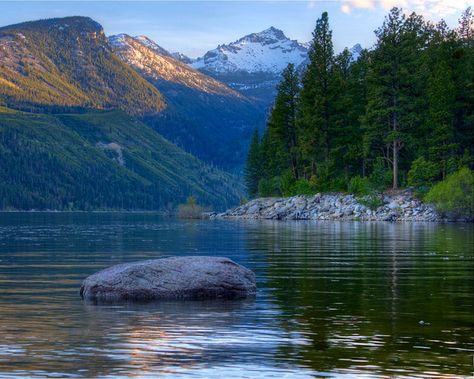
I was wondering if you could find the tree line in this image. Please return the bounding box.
[245,8,474,210]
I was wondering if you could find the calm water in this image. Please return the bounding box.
[0,213,473,379]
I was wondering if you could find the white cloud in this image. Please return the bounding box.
[340,0,470,18]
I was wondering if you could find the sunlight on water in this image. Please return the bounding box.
[0,213,472,378]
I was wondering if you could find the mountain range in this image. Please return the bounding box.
[188,27,309,107]
[0,17,245,210]
[0,15,361,211]
[108,33,264,170]
[172,27,362,108]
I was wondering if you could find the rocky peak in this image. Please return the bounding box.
[238,26,287,45]
[191,26,308,74]
[349,43,363,61]
[134,35,171,56]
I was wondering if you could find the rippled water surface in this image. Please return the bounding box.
[0,213,473,378]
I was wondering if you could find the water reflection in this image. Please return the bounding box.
[0,214,472,378]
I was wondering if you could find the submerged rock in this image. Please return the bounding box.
[80,256,256,303]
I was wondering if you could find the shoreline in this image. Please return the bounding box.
[207,190,472,223]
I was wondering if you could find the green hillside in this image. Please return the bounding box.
[0,108,243,210]
[0,17,165,115]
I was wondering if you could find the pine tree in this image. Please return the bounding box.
[244,129,262,198]
[454,7,474,159]
[329,48,366,184]
[363,8,427,189]
[426,60,457,178]
[297,11,334,178]
[263,63,300,179]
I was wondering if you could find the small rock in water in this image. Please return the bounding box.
[80,256,256,303]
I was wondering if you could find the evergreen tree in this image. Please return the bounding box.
[363,8,427,189]
[298,11,334,178]
[263,63,300,179]
[244,129,262,198]
[329,48,365,184]
[454,7,474,158]
[426,60,457,178]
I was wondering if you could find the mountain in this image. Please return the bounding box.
[109,33,264,170]
[190,27,308,107]
[0,17,244,210]
[349,43,363,61]
[171,52,195,64]
[0,107,243,211]
[0,17,165,115]
[188,27,362,108]
[192,27,307,75]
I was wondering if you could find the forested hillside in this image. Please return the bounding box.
[0,108,243,211]
[246,8,473,211]
[0,16,248,211]
[0,17,165,115]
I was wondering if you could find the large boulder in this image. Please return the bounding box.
[80,256,256,303]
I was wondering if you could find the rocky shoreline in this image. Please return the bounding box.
[207,190,470,222]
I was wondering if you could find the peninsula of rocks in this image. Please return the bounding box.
[208,190,469,222]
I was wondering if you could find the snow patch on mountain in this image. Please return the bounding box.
[108,33,241,97]
[191,27,308,74]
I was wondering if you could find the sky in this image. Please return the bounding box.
[0,1,468,57]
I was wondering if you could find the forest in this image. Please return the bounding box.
[245,8,474,213]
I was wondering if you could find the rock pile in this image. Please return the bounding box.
[208,190,463,222]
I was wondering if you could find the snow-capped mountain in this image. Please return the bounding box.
[109,33,238,96]
[108,33,264,170]
[187,29,362,108]
[349,43,363,61]
[191,27,308,74]
[188,27,308,107]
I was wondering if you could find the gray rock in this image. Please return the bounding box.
[80,256,256,303]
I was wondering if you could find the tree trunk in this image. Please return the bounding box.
[393,140,398,190]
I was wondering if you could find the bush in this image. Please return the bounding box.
[424,168,474,216]
[357,193,384,210]
[369,157,391,192]
[348,176,372,196]
[280,170,296,197]
[292,179,316,195]
[407,157,439,196]
[177,196,203,219]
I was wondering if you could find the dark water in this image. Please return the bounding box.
[0,213,473,378]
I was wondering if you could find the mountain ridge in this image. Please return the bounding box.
[108,33,264,170]
[0,16,165,115]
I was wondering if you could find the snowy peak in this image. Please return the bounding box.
[349,43,363,61]
[191,26,308,74]
[237,26,288,45]
[108,33,241,97]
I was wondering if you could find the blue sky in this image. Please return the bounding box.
[0,1,467,57]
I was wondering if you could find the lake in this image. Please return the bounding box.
[0,213,473,378]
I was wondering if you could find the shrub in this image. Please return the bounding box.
[291,179,316,195]
[281,170,296,197]
[424,168,474,216]
[357,193,384,210]
[177,196,203,219]
[348,176,372,196]
[407,157,439,196]
[368,157,391,192]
